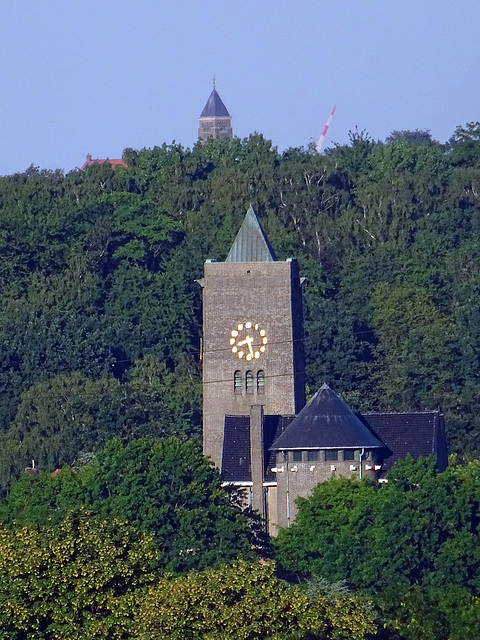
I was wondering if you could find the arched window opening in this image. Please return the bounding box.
[246,370,254,395]
[234,370,242,394]
[257,370,265,394]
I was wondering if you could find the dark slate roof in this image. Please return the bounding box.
[222,416,251,482]
[220,407,447,482]
[200,88,231,118]
[221,414,295,482]
[361,411,448,473]
[271,383,385,451]
[225,206,278,263]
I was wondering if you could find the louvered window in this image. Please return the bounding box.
[257,370,265,394]
[234,371,242,394]
[246,371,254,395]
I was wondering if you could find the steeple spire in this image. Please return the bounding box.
[225,206,277,263]
[198,82,233,142]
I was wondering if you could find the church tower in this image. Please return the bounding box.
[198,207,305,522]
[198,81,233,142]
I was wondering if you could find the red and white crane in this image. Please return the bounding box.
[316,105,336,153]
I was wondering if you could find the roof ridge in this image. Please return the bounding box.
[363,410,442,416]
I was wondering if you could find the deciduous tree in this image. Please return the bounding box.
[135,560,376,640]
[0,508,158,640]
[0,437,253,573]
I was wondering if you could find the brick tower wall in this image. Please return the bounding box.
[199,259,305,468]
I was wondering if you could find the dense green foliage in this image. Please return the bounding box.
[274,456,480,639]
[1,125,480,491]
[0,508,158,639]
[2,124,480,635]
[0,526,375,640]
[135,559,376,640]
[0,437,254,572]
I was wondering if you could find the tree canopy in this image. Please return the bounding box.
[2,125,480,638]
[0,437,254,573]
[135,559,376,640]
[274,456,480,639]
[2,128,480,493]
[0,508,158,640]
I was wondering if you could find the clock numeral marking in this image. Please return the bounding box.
[260,346,266,353]
[232,347,238,353]
[231,330,238,337]
[262,337,268,344]
[230,338,236,345]
[237,324,243,331]
[245,322,252,328]
[260,329,266,337]
[238,351,244,359]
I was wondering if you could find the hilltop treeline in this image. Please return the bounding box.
[1,125,480,489]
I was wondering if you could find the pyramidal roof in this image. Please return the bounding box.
[271,383,386,450]
[200,87,231,118]
[225,206,277,263]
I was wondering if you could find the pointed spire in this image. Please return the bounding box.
[198,82,233,142]
[199,86,230,118]
[225,206,277,263]
[271,383,385,450]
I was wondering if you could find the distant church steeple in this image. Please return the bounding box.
[198,81,233,142]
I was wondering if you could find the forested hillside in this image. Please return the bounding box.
[1,125,480,491]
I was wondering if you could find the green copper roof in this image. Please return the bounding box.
[225,206,277,263]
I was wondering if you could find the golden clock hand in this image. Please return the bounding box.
[237,336,254,357]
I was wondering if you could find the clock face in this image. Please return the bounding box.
[230,322,268,361]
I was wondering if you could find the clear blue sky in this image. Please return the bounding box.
[1,1,479,175]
